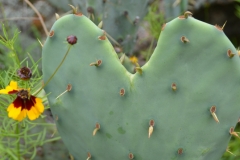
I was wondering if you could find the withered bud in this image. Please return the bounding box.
[67,35,78,45]
[87,7,94,14]
[17,67,32,80]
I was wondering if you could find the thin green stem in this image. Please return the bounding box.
[27,121,56,126]
[15,124,20,160]
[42,136,61,144]
[0,2,10,36]
[34,45,72,96]
[13,49,21,67]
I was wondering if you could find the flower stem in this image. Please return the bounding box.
[42,136,61,144]
[34,45,72,96]
[14,51,21,67]
[16,124,20,160]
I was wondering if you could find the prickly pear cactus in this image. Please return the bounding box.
[42,11,240,159]
[48,1,149,55]
[102,0,149,55]
[163,0,188,20]
[162,0,232,21]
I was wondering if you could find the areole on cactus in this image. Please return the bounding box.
[42,10,240,159]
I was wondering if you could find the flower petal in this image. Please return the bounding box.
[7,103,21,119]
[34,97,44,113]
[15,109,27,121]
[12,96,23,109]
[7,103,15,112]
[0,81,18,94]
[27,106,41,120]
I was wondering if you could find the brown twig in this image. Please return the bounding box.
[24,0,49,36]
[0,17,39,21]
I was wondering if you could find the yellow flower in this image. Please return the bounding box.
[129,56,138,64]
[0,81,44,121]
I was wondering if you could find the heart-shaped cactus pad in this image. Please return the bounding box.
[42,12,240,160]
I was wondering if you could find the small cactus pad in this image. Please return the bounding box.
[42,13,240,159]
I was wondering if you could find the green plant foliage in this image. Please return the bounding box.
[144,0,165,40]
[221,125,240,159]
[235,0,240,18]
[0,24,21,68]
[0,24,60,160]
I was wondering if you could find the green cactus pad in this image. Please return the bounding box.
[42,13,240,160]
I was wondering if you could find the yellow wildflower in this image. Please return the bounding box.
[129,56,138,64]
[0,81,44,121]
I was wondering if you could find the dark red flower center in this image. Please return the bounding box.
[17,89,29,100]
[12,90,36,110]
